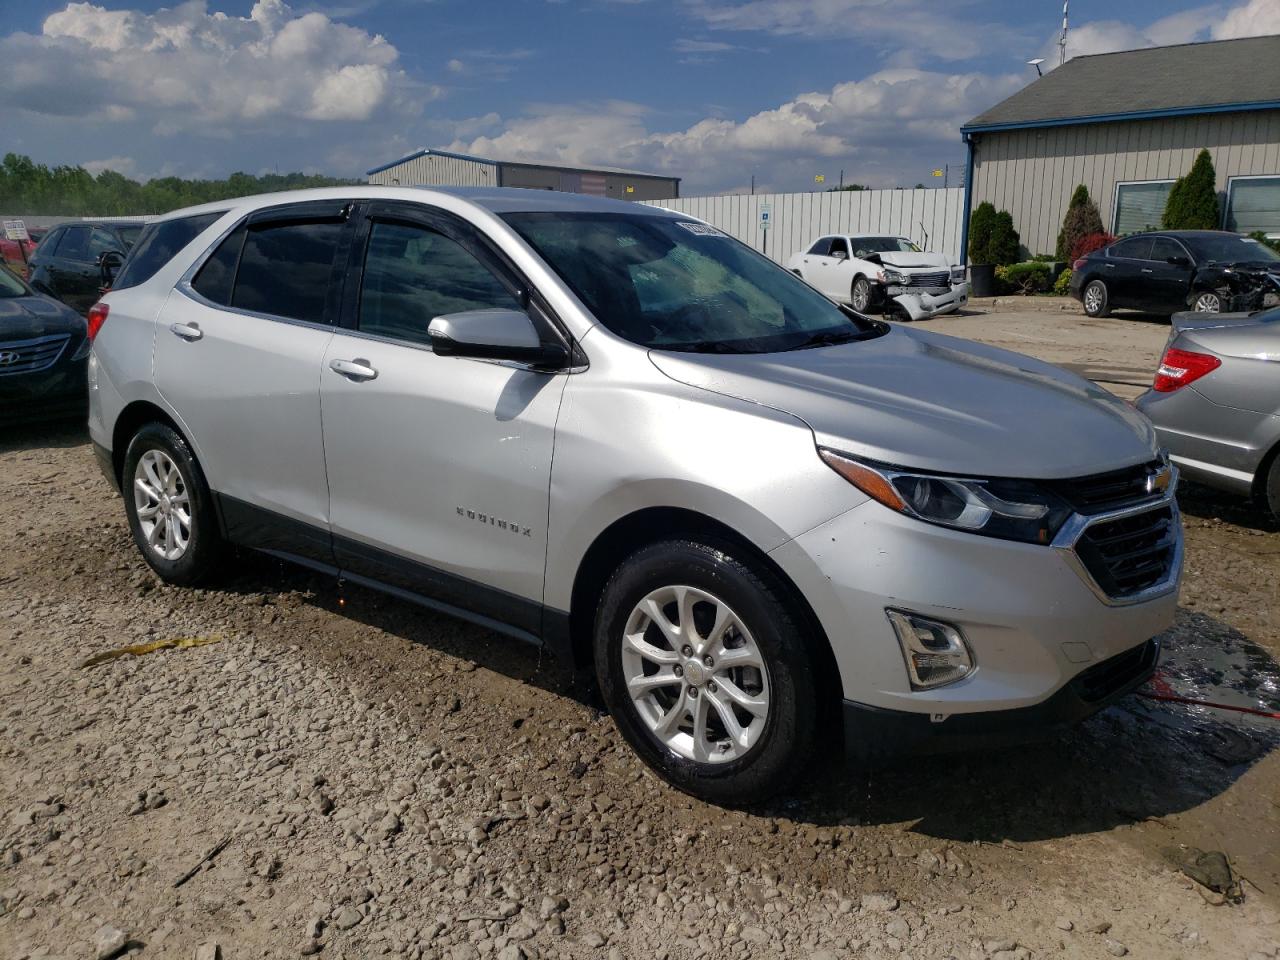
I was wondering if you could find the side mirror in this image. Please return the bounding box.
[98,250,126,290]
[1166,256,1192,268]
[428,308,569,368]
[831,250,847,260]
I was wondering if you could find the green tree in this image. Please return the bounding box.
[969,202,1021,265]
[1162,149,1220,230]
[1055,184,1103,260]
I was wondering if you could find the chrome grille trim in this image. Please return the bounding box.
[0,334,71,375]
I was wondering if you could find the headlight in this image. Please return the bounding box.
[950,266,966,283]
[880,268,907,285]
[818,449,1073,544]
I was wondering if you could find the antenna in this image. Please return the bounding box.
[1059,0,1069,66]
[1027,58,1045,77]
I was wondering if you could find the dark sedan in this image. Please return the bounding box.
[0,264,90,424]
[27,220,143,315]
[1070,230,1280,318]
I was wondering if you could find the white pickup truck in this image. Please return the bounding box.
[787,234,968,320]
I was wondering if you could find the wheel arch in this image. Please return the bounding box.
[564,506,845,731]
[110,400,189,488]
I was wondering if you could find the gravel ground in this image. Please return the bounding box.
[3,310,1280,960]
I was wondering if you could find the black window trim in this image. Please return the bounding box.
[177,200,356,331]
[335,199,578,365]
[39,226,66,258]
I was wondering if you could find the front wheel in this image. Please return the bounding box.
[850,276,875,312]
[1083,279,1111,317]
[1192,291,1222,313]
[122,422,223,585]
[593,539,819,805]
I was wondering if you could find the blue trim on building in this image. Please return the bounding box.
[959,133,976,266]
[962,99,1280,134]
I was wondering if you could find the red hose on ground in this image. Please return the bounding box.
[1140,671,1280,720]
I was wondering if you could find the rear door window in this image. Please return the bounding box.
[231,220,344,324]
[38,227,64,257]
[57,225,91,262]
[1110,237,1154,260]
[1149,237,1188,263]
[115,212,223,290]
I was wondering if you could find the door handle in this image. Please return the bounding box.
[329,358,378,381]
[1141,268,1153,273]
[1104,263,1115,268]
[169,322,203,342]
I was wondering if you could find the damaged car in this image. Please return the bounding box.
[787,234,968,320]
[1070,230,1280,318]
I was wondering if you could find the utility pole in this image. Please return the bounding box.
[839,169,844,190]
[750,175,755,196]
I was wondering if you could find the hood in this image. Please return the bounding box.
[0,295,85,342]
[874,252,950,270]
[649,326,1158,480]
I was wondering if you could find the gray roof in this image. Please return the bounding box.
[965,34,1280,131]
[368,147,678,181]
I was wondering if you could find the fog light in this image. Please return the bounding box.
[886,609,974,690]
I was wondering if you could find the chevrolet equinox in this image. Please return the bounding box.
[88,187,1181,803]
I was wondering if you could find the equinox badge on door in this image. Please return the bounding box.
[457,506,532,537]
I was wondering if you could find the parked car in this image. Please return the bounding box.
[0,263,90,425]
[1070,230,1280,318]
[28,220,144,315]
[786,234,968,319]
[1136,306,1280,516]
[89,187,1179,803]
[0,236,37,276]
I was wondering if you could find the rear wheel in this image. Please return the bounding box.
[122,423,222,585]
[593,539,819,805]
[850,276,875,312]
[1083,279,1110,317]
[1264,454,1280,520]
[1192,291,1222,313]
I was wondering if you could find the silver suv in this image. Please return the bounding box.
[89,187,1181,803]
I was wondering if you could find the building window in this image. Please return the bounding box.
[1113,180,1174,236]
[1226,176,1280,239]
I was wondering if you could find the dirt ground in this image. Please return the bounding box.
[2,306,1279,960]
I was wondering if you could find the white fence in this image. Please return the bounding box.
[644,187,966,264]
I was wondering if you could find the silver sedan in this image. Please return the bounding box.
[1136,307,1280,516]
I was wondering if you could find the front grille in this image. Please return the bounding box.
[1048,459,1164,514]
[1076,505,1176,599]
[1072,638,1159,702]
[901,270,950,288]
[0,334,71,375]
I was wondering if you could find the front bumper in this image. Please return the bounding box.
[0,357,88,425]
[769,490,1180,717]
[885,282,968,320]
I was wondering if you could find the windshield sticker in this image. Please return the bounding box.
[675,221,725,237]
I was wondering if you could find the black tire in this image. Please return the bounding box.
[122,422,222,585]
[1082,278,1111,317]
[1264,454,1280,520]
[850,276,876,313]
[593,539,819,806]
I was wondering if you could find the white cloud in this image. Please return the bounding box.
[3,0,427,129]
[1053,0,1280,62]
[1213,0,1280,38]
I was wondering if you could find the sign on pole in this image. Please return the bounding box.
[931,169,944,178]
[3,220,29,242]
[814,174,825,184]
[759,204,772,231]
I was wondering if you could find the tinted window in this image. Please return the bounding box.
[116,212,223,290]
[505,212,882,353]
[192,224,246,305]
[58,225,91,262]
[1110,237,1154,260]
[116,224,142,250]
[231,220,344,323]
[1150,238,1188,263]
[807,237,832,255]
[89,227,121,259]
[829,237,850,258]
[38,227,64,256]
[359,221,519,345]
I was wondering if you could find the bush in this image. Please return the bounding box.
[995,261,1052,295]
[968,202,1021,266]
[1056,184,1104,260]
[1163,149,1220,230]
[1069,231,1116,261]
[1053,269,1072,296]
[1250,231,1280,255]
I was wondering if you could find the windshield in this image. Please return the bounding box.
[1184,234,1280,263]
[503,212,882,353]
[0,265,29,298]
[851,237,922,256]
[117,224,143,250]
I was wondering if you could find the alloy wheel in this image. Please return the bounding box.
[1084,281,1104,314]
[620,585,770,764]
[851,279,870,311]
[133,448,191,561]
[1193,292,1222,312]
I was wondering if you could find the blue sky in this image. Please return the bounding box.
[1,0,1277,194]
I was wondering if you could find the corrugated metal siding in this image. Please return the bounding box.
[367,154,496,187]
[642,188,965,264]
[971,109,1280,255]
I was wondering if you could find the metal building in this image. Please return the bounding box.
[961,35,1280,259]
[366,148,680,201]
